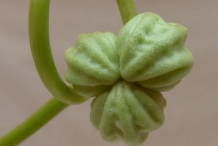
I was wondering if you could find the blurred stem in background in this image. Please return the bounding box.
[116,0,137,24]
[0,0,137,145]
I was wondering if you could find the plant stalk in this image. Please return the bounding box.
[0,98,69,146]
[29,0,87,104]
[116,0,137,24]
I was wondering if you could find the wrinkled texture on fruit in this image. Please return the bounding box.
[65,32,120,87]
[90,81,166,146]
[64,12,194,145]
[117,12,193,91]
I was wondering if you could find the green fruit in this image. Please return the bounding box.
[117,12,193,91]
[65,32,120,86]
[90,81,166,145]
[64,12,194,145]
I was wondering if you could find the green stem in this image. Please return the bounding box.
[0,98,69,146]
[29,0,87,104]
[116,0,137,24]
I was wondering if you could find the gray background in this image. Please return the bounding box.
[0,0,218,146]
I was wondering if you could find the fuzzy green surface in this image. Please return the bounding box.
[117,12,193,91]
[65,12,193,95]
[90,81,166,145]
[65,32,120,87]
[73,84,110,98]
[64,12,194,145]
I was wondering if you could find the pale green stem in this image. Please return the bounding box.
[29,0,87,104]
[0,98,69,146]
[116,0,137,24]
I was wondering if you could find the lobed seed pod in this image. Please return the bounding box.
[65,32,120,97]
[90,81,166,145]
[117,12,194,92]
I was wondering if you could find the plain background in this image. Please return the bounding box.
[0,0,218,146]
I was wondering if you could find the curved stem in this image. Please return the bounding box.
[116,0,137,24]
[0,98,69,146]
[29,0,87,104]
